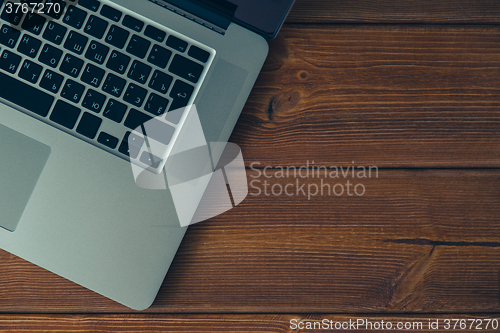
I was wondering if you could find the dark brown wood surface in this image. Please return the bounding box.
[288,0,500,24]
[236,25,500,168]
[1,0,499,332]
[0,314,499,332]
[0,170,499,314]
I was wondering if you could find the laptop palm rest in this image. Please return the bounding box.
[0,124,51,232]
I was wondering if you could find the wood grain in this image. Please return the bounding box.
[233,25,500,167]
[0,170,498,313]
[0,1,499,330]
[288,0,500,24]
[0,315,292,333]
[0,314,499,332]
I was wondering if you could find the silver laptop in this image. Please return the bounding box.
[0,0,294,309]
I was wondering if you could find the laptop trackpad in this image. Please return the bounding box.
[0,123,51,232]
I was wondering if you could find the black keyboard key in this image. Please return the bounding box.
[59,53,83,77]
[38,43,63,68]
[60,79,85,103]
[17,34,41,58]
[169,98,191,113]
[84,40,109,65]
[50,100,81,129]
[140,151,161,168]
[118,140,139,159]
[39,69,63,93]
[78,0,100,12]
[168,54,203,83]
[166,35,187,53]
[81,63,104,87]
[105,24,128,49]
[97,133,119,149]
[144,25,165,43]
[83,15,108,39]
[106,50,129,74]
[102,72,125,97]
[44,0,66,19]
[21,13,46,35]
[64,31,88,55]
[0,24,20,48]
[18,59,42,83]
[127,60,151,84]
[147,45,171,68]
[144,93,169,116]
[100,4,121,22]
[0,49,21,73]
[188,45,209,63]
[103,98,126,123]
[1,3,23,25]
[122,15,143,32]
[123,83,146,107]
[148,70,172,95]
[82,89,105,112]
[142,118,174,145]
[169,79,193,110]
[126,35,150,59]
[76,112,101,138]
[169,79,193,102]
[63,5,87,29]
[97,132,118,149]
[0,70,54,116]
[124,108,151,130]
[42,21,67,45]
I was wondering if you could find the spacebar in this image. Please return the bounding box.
[0,72,54,117]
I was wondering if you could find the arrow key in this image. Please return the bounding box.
[168,54,203,84]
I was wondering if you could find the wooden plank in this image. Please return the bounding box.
[0,315,292,333]
[0,170,498,313]
[0,314,499,332]
[233,25,500,167]
[287,0,500,24]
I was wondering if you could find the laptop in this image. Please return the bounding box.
[0,0,294,310]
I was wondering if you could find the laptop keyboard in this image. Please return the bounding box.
[0,0,214,170]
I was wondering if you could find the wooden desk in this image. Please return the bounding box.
[1,0,499,331]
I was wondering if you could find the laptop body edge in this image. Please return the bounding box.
[0,0,272,310]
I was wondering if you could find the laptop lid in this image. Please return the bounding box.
[215,0,296,38]
[157,0,295,38]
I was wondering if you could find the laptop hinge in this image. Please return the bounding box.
[148,0,232,35]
